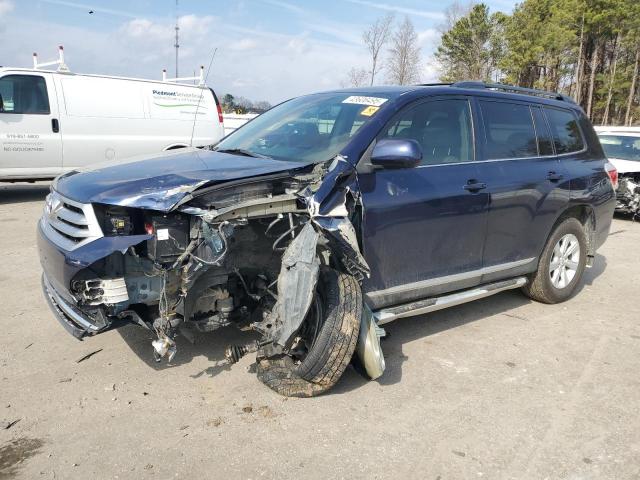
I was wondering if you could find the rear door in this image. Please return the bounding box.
[474,99,571,283]
[359,96,490,309]
[0,73,63,177]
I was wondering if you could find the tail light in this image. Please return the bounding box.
[217,102,224,124]
[605,161,618,190]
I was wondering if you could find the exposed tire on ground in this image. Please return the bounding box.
[522,217,587,304]
[257,268,362,397]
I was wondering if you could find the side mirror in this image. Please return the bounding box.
[370,138,422,169]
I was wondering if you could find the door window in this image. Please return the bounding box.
[0,75,50,114]
[480,101,538,159]
[544,107,585,154]
[531,106,554,155]
[381,98,474,165]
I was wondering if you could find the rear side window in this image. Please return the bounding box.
[544,107,584,154]
[480,101,537,159]
[531,106,554,155]
[0,75,50,114]
[381,98,474,165]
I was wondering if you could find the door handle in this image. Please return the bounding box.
[51,118,59,133]
[463,180,487,192]
[547,171,563,182]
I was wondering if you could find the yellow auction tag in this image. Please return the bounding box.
[360,105,379,117]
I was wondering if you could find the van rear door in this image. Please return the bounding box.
[0,73,63,178]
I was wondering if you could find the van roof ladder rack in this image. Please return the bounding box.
[162,66,205,86]
[33,45,70,73]
[451,81,575,103]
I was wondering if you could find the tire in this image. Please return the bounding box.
[522,217,587,304]
[257,268,362,397]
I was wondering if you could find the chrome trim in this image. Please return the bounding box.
[373,277,528,325]
[43,274,100,333]
[41,191,103,251]
[366,257,536,300]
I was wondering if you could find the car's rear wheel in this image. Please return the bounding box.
[522,217,587,304]
[257,268,362,397]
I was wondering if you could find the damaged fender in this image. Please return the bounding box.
[269,223,320,347]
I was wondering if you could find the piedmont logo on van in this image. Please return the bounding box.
[151,89,208,110]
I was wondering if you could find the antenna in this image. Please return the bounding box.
[174,0,179,78]
[189,48,218,147]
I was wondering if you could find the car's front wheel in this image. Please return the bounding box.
[522,217,587,304]
[256,268,362,397]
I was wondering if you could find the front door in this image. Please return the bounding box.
[358,97,490,309]
[0,73,63,178]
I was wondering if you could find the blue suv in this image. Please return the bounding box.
[37,82,616,397]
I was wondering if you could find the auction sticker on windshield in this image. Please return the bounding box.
[342,96,388,107]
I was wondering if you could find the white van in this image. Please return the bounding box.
[0,67,225,181]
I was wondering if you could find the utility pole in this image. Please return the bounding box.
[174,0,179,78]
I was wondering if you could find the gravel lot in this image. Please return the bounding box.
[1,182,639,479]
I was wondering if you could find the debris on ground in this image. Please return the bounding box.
[76,349,103,363]
[3,419,20,430]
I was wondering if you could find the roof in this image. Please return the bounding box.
[313,82,581,111]
[0,67,209,89]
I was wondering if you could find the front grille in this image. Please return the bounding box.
[41,191,103,251]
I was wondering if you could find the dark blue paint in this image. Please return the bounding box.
[370,138,422,169]
[39,84,616,321]
[54,149,314,211]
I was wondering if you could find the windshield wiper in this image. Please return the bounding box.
[215,148,270,159]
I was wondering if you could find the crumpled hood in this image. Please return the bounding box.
[54,148,314,211]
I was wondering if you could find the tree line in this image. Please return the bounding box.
[436,0,640,126]
[346,1,639,126]
[220,93,272,114]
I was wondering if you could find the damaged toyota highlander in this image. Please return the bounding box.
[38,83,616,397]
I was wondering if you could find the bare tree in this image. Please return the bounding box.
[387,16,422,85]
[362,13,395,86]
[438,0,476,33]
[341,67,369,88]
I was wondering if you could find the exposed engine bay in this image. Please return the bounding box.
[617,173,640,219]
[54,157,383,394]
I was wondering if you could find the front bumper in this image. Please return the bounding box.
[37,217,151,339]
[41,273,104,339]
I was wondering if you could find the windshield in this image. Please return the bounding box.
[599,134,640,162]
[213,92,393,163]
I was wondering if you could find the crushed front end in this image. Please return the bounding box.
[38,156,380,394]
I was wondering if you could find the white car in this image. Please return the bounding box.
[0,67,225,181]
[595,126,640,217]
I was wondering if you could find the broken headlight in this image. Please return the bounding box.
[104,212,132,236]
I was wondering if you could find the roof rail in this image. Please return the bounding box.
[33,45,70,73]
[162,66,205,86]
[451,81,575,103]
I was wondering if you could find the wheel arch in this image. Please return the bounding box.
[548,204,597,263]
[163,143,188,151]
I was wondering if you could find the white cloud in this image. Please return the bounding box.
[0,11,370,103]
[418,28,440,48]
[344,0,445,20]
[0,0,14,17]
[259,0,306,15]
[230,38,259,51]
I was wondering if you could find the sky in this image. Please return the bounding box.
[0,0,518,103]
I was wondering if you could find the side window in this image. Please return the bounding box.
[480,101,538,159]
[380,98,474,165]
[544,107,585,154]
[0,75,50,114]
[531,106,554,155]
